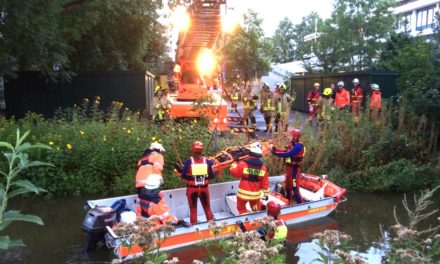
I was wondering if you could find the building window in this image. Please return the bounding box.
[400,12,412,31]
[416,6,435,31]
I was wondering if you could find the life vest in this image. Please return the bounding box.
[351,86,363,104]
[334,88,350,109]
[284,142,305,167]
[185,157,209,187]
[135,151,164,188]
[307,90,320,106]
[370,90,381,109]
[268,219,288,241]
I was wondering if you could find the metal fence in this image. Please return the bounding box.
[290,71,399,112]
[4,70,155,118]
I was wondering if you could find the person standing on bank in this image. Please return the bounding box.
[334,81,350,110]
[273,84,292,133]
[307,83,321,125]
[351,78,364,124]
[260,82,274,133]
[369,83,382,121]
[180,141,215,224]
[241,84,258,132]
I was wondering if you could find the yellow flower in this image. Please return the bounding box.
[80,130,85,135]
[127,129,132,134]
[48,141,54,145]
[179,136,182,140]
[137,137,140,142]
[194,119,198,123]
[126,117,131,121]
[111,147,114,152]
[103,135,107,142]
[66,143,73,150]
[122,127,126,130]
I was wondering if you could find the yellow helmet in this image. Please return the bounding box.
[279,84,286,90]
[154,85,162,94]
[323,88,332,96]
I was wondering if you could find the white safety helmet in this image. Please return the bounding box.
[150,142,165,152]
[249,142,263,156]
[370,83,380,90]
[352,78,359,84]
[337,81,344,86]
[144,174,164,190]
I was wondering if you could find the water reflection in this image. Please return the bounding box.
[0,193,438,263]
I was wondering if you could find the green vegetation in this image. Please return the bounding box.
[0,129,51,249]
[0,98,236,197]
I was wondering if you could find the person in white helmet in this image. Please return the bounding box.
[230,142,269,214]
[134,138,166,216]
[351,78,363,124]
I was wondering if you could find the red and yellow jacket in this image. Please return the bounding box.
[307,89,321,106]
[351,85,364,104]
[230,157,269,201]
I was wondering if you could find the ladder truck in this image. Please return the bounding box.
[169,0,228,131]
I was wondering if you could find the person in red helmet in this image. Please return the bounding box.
[236,201,287,242]
[271,128,305,204]
[180,141,215,224]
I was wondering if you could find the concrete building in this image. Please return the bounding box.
[395,0,440,36]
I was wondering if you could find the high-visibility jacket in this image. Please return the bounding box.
[181,156,215,186]
[370,90,382,109]
[273,93,292,114]
[138,192,177,224]
[351,85,363,104]
[317,97,333,120]
[230,157,269,201]
[268,219,288,241]
[307,89,321,106]
[135,150,164,188]
[242,90,257,110]
[152,96,171,120]
[260,89,274,111]
[231,90,239,102]
[334,88,350,109]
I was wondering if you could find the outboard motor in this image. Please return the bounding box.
[81,206,116,250]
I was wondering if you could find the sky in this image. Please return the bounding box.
[227,0,335,36]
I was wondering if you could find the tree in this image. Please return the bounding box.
[225,10,271,83]
[0,0,168,79]
[308,0,396,72]
[271,17,296,63]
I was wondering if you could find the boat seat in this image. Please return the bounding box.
[226,193,287,216]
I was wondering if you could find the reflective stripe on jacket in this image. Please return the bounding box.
[135,151,164,188]
[229,157,269,200]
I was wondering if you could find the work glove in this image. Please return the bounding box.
[261,195,269,201]
[174,163,183,173]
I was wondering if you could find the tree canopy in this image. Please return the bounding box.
[0,0,168,79]
[225,9,271,83]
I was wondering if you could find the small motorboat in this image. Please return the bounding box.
[81,174,347,261]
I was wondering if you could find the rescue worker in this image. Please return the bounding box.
[152,86,171,124]
[334,81,350,110]
[273,84,293,133]
[351,78,364,123]
[369,83,382,120]
[230,83,240,113]
[241,84,258,131]
[316,88,334,126]
[236,201,287,242]
[307,83,321,125]
[230,142,270,215]
[180,141,215,224]
[260,82,274,132]
[271,128,304,204]
[135,140,189,226]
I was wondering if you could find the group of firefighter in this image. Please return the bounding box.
[229,78,382,130]
[306,78,382,126]
[230,82,293,133]
[134,127,306,241]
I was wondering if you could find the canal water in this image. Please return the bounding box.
[1,192,439,263]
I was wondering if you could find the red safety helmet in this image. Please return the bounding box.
[192,141,203,154]
[267,201,281,217]
[289,128,301,141]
